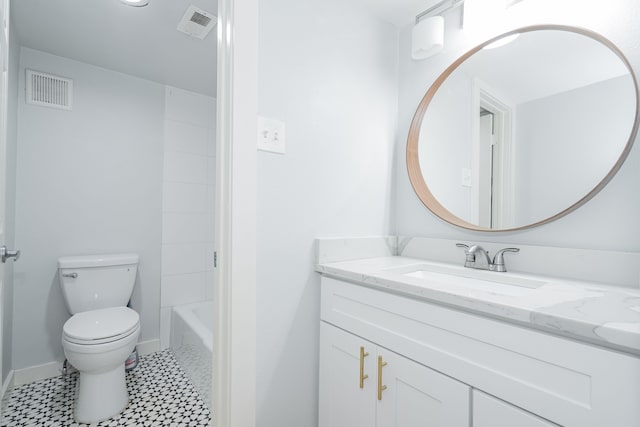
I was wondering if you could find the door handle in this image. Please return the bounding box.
[378,355,387,400]
[359,346,369,389]
[0,246,20,263]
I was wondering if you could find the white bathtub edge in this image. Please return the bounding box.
[172,302,214,353]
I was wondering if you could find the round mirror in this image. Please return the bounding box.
[407,25,639,231]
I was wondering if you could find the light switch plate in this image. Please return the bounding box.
[257,116,286,154]
[461,168,472,187]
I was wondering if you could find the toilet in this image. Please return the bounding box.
[59,253,141,424]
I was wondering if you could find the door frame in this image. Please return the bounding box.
[0,0,10,399]
[214,0,258,426]
[471,78,514,229]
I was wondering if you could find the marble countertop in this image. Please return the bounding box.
[316,256,640,355]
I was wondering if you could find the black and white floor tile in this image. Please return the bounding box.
[1,350,212,427]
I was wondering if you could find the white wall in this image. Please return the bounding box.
[13,48,164,369]
[419,69,474,221]
[2,12,19,384]
[160,86,216,349]
[514,75,634,224]
[257,0,398,425]
[395,0,640,253]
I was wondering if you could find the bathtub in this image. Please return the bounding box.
[170,301,214,408]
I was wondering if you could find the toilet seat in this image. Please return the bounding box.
[63,307,140,345]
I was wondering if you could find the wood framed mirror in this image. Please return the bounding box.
[407,25,640,231]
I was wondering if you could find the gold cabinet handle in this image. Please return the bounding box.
[377,355,388,400]
[359,346,369,389]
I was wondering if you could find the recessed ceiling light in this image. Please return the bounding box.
[120,0,149,7]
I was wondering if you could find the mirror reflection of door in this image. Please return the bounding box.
[474,87,513,229]
[478,109,494,228]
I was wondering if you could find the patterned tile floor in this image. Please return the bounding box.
[1,350,212,426]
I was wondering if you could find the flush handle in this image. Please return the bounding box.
[0,246,20,263]
[62,272,78,279]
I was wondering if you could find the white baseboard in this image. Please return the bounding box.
[13,361,60,387]
[1,369,14,399]
[136,338,160,356]
[10,338,161,387]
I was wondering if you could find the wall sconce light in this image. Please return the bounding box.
[412,16,444,60]
[411,0,465,61]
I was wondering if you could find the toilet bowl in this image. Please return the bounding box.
[62,306,140,423]
[58,253,140,422]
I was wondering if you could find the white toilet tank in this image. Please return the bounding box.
[58,253,139,314]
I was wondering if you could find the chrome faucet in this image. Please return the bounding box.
[492,247,520,272]
[456,243,520,272]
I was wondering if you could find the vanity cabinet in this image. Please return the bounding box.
[319,322,375,427]
[319,322,470,427]
[319,276,640,427]
[473,391,558,427]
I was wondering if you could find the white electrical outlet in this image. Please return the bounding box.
[257,116,286,154]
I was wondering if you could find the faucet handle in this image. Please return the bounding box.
[456,243,475,266]
[456,243,476,261]
[492,247,520,272]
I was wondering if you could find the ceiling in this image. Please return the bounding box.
[462,30,629,104]
[10,0,436,97]
[11,0,218,96]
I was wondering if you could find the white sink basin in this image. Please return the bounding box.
[385,263,547,297]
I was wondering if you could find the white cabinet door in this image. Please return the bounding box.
[377,349,470,427]
[319,322,376,427]
[320,322,471,427]
[474,390,560,427]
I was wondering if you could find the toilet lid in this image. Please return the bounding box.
[63,307,139,344]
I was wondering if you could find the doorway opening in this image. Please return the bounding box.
[472,81,514,229]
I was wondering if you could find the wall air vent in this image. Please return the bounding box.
[177,5,216,40]
[26,70,73,111]
[190,11,211,27]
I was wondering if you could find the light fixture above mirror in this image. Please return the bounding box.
[411,0,464,60]
[412,16,444,60]
[411,0,526,60]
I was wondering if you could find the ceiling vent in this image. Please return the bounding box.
[177,5,216,40]
[26,70,73,111]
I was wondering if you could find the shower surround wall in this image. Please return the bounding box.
[160,87,216,349]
